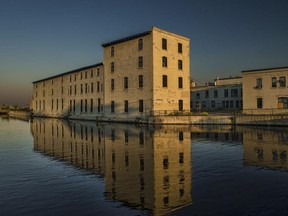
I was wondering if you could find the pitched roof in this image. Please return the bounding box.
[32,63,103,83]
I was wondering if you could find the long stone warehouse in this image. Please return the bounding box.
[30,27,190,122]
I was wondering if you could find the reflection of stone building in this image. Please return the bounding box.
[31,119,192,215]
[242,127,288,170]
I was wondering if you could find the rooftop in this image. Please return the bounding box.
[101,30,151,47]
[32,63,103,83]
[242,66,288,73]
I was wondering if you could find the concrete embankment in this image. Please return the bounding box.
[9,111,32,119]
[31,113,288,126]
[152,114,288,126]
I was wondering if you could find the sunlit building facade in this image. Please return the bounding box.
[242,67,288,114]
[30,27,190,122]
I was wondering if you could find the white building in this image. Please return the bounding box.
[190,77,243,112]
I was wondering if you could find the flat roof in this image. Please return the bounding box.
[242,66,288,73]
[101,30,152,47]
[32,63,103,83]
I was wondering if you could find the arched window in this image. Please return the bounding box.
[278,97,288,109]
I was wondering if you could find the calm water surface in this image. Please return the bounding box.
[1,117,288,216]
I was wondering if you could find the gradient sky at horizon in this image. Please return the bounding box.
[1,0,288,105]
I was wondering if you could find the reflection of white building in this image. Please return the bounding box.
[190,77,242,111]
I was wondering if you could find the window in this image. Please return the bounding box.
[279,76,286,87]
[178,43,182,53]
[74,85,77,95]
[97,68,100,76]
[179,100,183,111]
[98,98,101,112]
[124,100,128,112]
[178,60,183,70]
[139,75,143,88]
[138,38,143,50]
[85,83,88,93]
[230,101,233,108]
[111,79,114,90]
[202,101,206,108]
[224,89,228,97]
[205,90,209,98]
[272,77,277,87]
[211,100,215,108]
[231,89,238,97]
[162,56,168,67]
[278,97,288,109]
[196,93,200,99]
[162,75,168,87]
[111,101,115,112]
[139,100,144,113]
[256,78,262,88]
[257,98,263,108]
[178,77,183,88]
[90,70,93,78]
[91,82,94,93]
[111,62,114,72]
[90,99,93,112]
[85,99,87,112]
[80,100,83,112]
[138,56,143,68]
[111,46,114,57]
[124,77,128,89]
[97,81,100,92]
[80,84,83,94]
[162,38,167,50]
[214,90,218,98]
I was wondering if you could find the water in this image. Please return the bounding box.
[1,117,288,216]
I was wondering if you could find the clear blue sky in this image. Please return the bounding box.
[1,0,288,105]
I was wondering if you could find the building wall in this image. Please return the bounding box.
[152,27,190,113]
[102,33,153,120]
[242,67,288,114]
[31,27,190,121]
[31,64,104,118]
[190,84,242,111]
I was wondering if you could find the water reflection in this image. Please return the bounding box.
[242,127,288,171]
[30,118,192,215]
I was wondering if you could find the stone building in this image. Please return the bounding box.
[31,63,104,119]
[242,67,288,114]
[190,76,242,112]
[30,27,190,122]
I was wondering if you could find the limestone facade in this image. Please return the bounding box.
[242,67,288,114]
[30,27,190,121]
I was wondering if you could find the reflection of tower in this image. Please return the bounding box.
[242,127,288,170]
[31,119,192,215]
[104,125,192,215]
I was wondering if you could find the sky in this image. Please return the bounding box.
[0,0,288,105]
